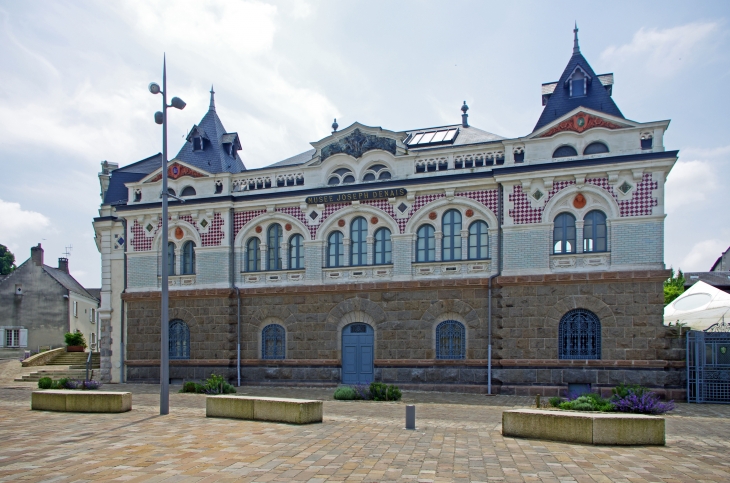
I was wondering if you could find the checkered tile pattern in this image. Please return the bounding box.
[130,218,162,252]
[316,202,351,237]
[178,213,225,247]
[234,210,266,238]
[276,206,315,239]
[457,190,500,222]
[509,181,575,224]
[586,174,658,217]
[362,199,402,233]
[408,193,446,228]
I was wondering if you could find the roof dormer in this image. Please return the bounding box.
[186,125,209,152]
[565,65,591,98]
[221,133,242,158]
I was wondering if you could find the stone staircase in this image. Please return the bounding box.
[15,351,101,383]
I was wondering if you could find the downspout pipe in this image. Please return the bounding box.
[229,207,241,387]
[121,218,127,384]
[487,182,503,395]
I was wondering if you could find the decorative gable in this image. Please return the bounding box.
[148,162,208,182]
[320,128,397,161]
[539,112,626,138]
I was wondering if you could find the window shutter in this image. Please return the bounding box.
[19,329,28,348]
[0,329,5,348]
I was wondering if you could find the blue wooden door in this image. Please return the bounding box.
[342,323,374,384]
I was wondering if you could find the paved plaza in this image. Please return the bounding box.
[1,362,730,482]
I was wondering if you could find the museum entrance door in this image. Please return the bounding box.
[342,323,374,384]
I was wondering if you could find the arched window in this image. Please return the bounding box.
[167,188,176,197]
[167,242,176,275]
[553,146,578,158]
[261,324,285,359]
[583,210,607,253]
[362,164,392,182]
[328,231,344,267]
[583,142,609,155]
[169,319,190,360]
[289,234,304,270]
[181,186,196,197]
[181,241,195,275]
[436,320,465,360]
[245,238,260,272]
[374,227,391,265]
[553,213,576,254]
[558,309,601,359]
[267,224,283,270]
[328,168,355,186]
[416,224,435,262]
[468,220,489,260]
[442,209,462,261]
[350,217,367,266]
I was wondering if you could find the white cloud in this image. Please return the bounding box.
[600,22,720,78]
[0,199,52,255]
[679,239,728,272]
[664,159,719,213]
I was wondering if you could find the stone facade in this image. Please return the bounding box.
[122,270,684,397]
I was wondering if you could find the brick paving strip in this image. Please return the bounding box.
[1,383,730,482]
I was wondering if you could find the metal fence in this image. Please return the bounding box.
[687,329,730,403]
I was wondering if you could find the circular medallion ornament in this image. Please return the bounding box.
[285,223,292,231]
[174,227,184,240]
[465,209,474,218]
[172,166,179,175]
[576,116,586,128]
[429,212,437,220]
[338,219,346,227]
[370,216,379,225]
[573,193,587,209]
[255,225,262,233]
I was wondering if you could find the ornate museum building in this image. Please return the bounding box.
[94,29,684,396]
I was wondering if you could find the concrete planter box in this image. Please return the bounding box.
[66,346,85,352]
[502,409,665,445]
[207,396,322,424]
[32,390,132,413]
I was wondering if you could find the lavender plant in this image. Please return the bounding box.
[613,392,675,415]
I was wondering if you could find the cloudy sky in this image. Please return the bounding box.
[0,0,728,287]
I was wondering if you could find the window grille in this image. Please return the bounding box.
[350,217,367,266]
[245,238,260,271]
[442,209,462,261]
[416,224,435,262]
[328,231,344,267]
[558,309,601,359]
[182,241,196,274]
[553,213,576,254]
[583,211,607,252]
[289,234,304,269]
[350,324,367,333]
[262,324,285,359]
[374,228,392,265]
[267,224,283,270]
[436,320,466,359]
[468,220,489,260]
[167,242,176,275]
[169,319,190,360]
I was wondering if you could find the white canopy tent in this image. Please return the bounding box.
[664,281,730,331]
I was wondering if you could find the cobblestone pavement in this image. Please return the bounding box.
[1,378,730,481]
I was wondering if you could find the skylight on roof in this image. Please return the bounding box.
[407,128,458,146]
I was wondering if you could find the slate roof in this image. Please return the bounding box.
[103,153,162,205]
[172,89,246,174]
[267,149,316,168]
[86,288,101,300]
[43,265,99,301]
[533,33,624,132]
[685,272,730,293]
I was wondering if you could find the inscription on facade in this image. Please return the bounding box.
[306,188,407,204]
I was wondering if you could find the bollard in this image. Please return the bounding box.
[405,405,416,430]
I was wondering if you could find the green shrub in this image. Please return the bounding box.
[369,382,402,401]
[334,386,359,400]
[611,383,648,399]
[200,373,236,394]
[64,332,87,348]
[180,381,205,393]
[548,396,562,408]
[559,394,615,412]
[38,377,52,389]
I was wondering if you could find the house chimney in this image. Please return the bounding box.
[31,243,44,267]
[58,257,69,274]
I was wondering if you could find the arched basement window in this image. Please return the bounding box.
[558,309,601,360]
[416,224,435,262]
[350,217,367,266]
[267,224,283,270]
[169,319,190,360]
[583,142,609,155]
[289,234,304,269]
[553,213,576,254]
[553,145,578,158]
[442,209,462,261]
[374,227,391,265]
[261,324,285,359]
[583,210,607,253]
[436,320,465,360]
[245,238,260,272]
[181,241,195,274]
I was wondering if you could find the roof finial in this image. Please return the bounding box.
[331,118,338,134]
[461,101,469,128]
[573,22,580,54]
[209,85,216,111]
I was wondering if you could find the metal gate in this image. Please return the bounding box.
[687,328,730,403]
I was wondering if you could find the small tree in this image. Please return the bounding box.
[0,244,15,275]
[664,268,685,306]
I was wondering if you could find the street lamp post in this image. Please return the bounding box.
[149,55,186,415]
